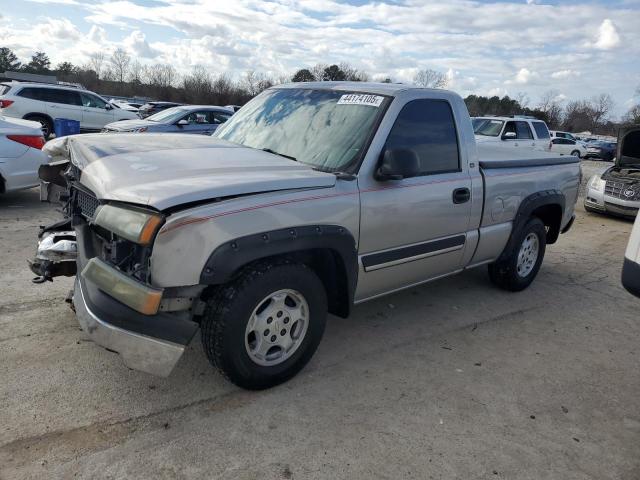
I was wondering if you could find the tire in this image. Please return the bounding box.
[201,260,328,390]
[570,150,581,158]
[488,217,547,292]
[24,114,53,139]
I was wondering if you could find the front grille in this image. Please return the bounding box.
[605,181,639,201]
[75,188,100,219]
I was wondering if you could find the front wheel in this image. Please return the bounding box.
[571,150,581,158]
[201,261,327,390]
[488,217,547,292]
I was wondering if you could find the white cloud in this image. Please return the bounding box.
[550,69,580,80]
[123,30,159,59]
[509,67,538,85]
[593,19,620,50]
[35,18,81,41]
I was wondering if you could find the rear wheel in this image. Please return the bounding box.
[488,217,547,292]
[201,261,327,390]
[24,114,53,139]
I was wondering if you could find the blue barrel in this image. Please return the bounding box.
[53,118,81,137]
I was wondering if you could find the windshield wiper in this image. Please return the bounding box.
[261,148,297,162]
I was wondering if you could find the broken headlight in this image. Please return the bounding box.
[94,204,164,246]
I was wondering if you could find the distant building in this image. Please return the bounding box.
[0,71,58,84]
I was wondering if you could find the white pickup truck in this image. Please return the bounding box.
[31,83,580,389]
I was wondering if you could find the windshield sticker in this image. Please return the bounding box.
[337,94,384,107]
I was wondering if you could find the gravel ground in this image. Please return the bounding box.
[0,185,638,480]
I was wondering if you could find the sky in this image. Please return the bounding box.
[1,0,639,118]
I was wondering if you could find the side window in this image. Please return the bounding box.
[17,87,42,100]
[81,93,107,109]
[385,99,460,176]
[551,139,561,145]
[41,89,82,106]
[532,122,550,139]
[183,111,212,124]
[567,139,576,145]
[212,112,231,124]
[515,121,533,139]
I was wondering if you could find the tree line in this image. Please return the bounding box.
[1,47,636,134]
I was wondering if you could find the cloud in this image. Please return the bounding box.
[123,30,160,59]
[507,67,538,85]
[593,19,621,50]
[550,69,580,80]
[35,18,81,41]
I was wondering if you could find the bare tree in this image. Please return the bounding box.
[183,65,213,103]
[128,60,143,85]
[145,63,177,88]
[311,63,328,81]
[589,93,614,129]
[88,52,105,80]
[538,90,564,129]
[243,70,273,96]
[110,48,131,84]
[516,92,530,109]
[413,69,448,89]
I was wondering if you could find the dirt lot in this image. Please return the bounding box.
[1,164,639,479]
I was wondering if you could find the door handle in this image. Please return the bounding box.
[452,187,471,204]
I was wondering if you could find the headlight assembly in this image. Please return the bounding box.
[94,204,164,245]
[588,175,605,192]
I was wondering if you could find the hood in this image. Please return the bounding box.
[63,134,336,210]
[104,119,156,131]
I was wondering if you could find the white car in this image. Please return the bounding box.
[472,116,551,151]
[548,137,587,158]
[0,82,138,137]
[0,115,48,194]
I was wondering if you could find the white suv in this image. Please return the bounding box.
[0,82,138,137]
[472,116,551,151]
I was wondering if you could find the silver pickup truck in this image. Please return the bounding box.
[31,83,579,389]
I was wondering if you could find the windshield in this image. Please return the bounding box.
[214,88,387,172]
[473,118,504,136]
[146,107,187,123]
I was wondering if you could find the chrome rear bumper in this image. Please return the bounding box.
[74,279,186,377]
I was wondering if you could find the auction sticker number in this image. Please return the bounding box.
[337,94,384,107]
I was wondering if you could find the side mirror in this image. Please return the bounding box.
[177,119,189,126]
[105,103,113,110]
[375,148,420,181]
[502,131,516,140]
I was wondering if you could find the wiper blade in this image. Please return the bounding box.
[262,148,297,162]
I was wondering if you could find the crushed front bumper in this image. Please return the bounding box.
[74,278,187,376]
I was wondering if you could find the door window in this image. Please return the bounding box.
[385,99,460,175]
[515,121,533,139]
[182,111,214,124]
[40,89,82,106]
[81,93,108,109]
[17,87,43,100]
[212,112,231,124]
[532,122,550,139]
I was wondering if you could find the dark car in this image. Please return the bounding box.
[585,141,617,161]
[138,101,183,118]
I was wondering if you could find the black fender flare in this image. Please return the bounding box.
[498,190,565,261]
[200,224,358,308]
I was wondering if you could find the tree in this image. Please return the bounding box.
[56,61,75,81]
[89,52,105,80]
[589,93,614,130]
[413,69,447,89]
[183,65,213,103]
[0,47,21,72]
[322,64,346,81]
[537,90,564,129]
[623,105,640,124]
[242,70,273,96]
[110,47,131,84]
[128,60,143,85]
[291,68,315,83]
[339,62,368,82]
[25,51,50,73]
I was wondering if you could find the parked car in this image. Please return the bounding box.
[585,126,640,218]
[32,82,579,389]
[585,141,617,161]
[622,209,640,297]
[225,105,242,112]
[102,105,232,134]
[0,115,48,194]
[0,82,138,137]
[548,137,587,158]
[473,116,551,151]
[110,100,140,113]
[137,101,183,118]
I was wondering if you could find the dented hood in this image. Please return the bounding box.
[49,133,336,210]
